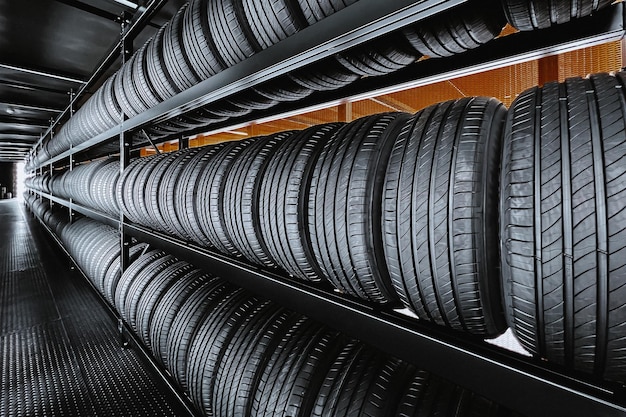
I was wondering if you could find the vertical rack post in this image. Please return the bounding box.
[180,135,189,150]
[68,89,75,223]
[118,12,133,348]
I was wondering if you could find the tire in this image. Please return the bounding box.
[398,371,516,416]
[162,3,202,91]
[208,0,257,67]
[502,0,614,31]
[114,249,167,317]
[224,131,295,267]
[259,123,342,281]
[212,303,294,417]
[309,113,409,304]
[134,153,170,228]
[145,152,179,233]
[296,0,357,24]
[103,242,147,306]
[148,269,214,366]
[124,254,177,332]
[182,0,225,80]
[336,33,419,77]
[117,156,152,224]
[242,0,308,50]
[253,76,312,102]
[289,58,359,92]
[501,72,626,381]
[251,325,347,417]
[383,97,507,337]
[193,139,256,255]
[186,289,260,415]
[166,277,235,391]
[159,148,201,238]
[133,41,162,110]
[403,1,506,58]
[176,144,227,244]
[310,341,374,417]
[146,23,181,101]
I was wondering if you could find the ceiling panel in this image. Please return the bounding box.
[0,0,186,161]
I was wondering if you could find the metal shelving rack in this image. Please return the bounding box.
[26,1,626,416]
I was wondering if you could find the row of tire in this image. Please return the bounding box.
[25,198,518,417]
[26,0,614,170]
[28,71,626,382]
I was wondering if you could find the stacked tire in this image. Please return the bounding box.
[27,69,626,385]
[27,0,518,171]
[500,72,626,381]
[24,198,516,417]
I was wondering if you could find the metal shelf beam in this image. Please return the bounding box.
[29,189,626,417]
[31,1,625,170]
[30,0,470,169]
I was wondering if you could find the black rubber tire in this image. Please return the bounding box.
[186,290,261,415]
[182,0,225,80]
[501,72,626,381]
[296,0,357,24]
[148,269,214,366]
[310,341,374,417]
[103,243,147,306]
[398,371,517,417]
[226,91,278,111]
[403,1,506,58]
[145,152,178,233]
[242,0,308,50]
[146,23,181,101]
[208,0,257,67]
[133,41,163,110]
[336,33,419,77]
[166,277,235,391]
[133,153,170,228]
[124,254,177,331]
[289,58,359,92]
[251,325,347,417]
[309,113,409,304]
[117,156,153,225]
[162,3,202,91]
[177,144,228,245]
[259,123,342,281]
[253,76,313,102]
[212,303,294,417]
[223,131,295,267]
[383,97,507,337]
[135,260,195,347]
[501,0,614,31]
[114,249,168,319]
[193,139,256,255]
[159,148,201,239]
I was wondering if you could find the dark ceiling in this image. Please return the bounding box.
[0,0,186,162]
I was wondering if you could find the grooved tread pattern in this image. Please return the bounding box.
[501,73,626,381]
[383,97,507,337]
[0,200,184,416]
[502,0,614,31]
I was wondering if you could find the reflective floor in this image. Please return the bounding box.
[0,199,186,416]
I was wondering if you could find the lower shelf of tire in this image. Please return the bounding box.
[26,197,524,417]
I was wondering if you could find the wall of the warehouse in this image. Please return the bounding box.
[0,163,16,198]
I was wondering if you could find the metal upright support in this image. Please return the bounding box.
[179,136,189,150]
[141,129,161,154]
[68,89,76,223]
[118,12,133,349]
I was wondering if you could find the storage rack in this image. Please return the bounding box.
[26,1,626,417]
